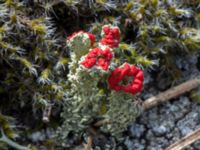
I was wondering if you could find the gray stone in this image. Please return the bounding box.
[193,140,200,150]
[130,124,145,138]
[125,139,145,150]
[152,125,168,136]
[130,142,145,150]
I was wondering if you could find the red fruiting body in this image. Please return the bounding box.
[81,47,113,70]
[100,26,120,48]
[86,33,96,46]
[108,63,144,95]
[66,31,96,46]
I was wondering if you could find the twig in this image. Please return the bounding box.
[165,128,200,150]
[83,136,93,150]
[94,119,112,127]
[42,104,52,123]
[0,128,29,150]
[143,76,200,110]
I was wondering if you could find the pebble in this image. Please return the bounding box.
[130,124,145,138]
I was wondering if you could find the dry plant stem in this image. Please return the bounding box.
[165,128,200,150]
[143,76,200,110]
[94,119,112,127]
[0,128,29,150]
[83,136,93,150]
[42,104,52,123]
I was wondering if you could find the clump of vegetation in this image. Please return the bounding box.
[0,0,68,149]
[57,25,149,148]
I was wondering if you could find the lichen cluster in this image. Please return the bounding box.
[56,26,145,147]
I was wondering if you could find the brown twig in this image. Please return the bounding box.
[165,128,200,150]
[94,119,112,127]
[83,136,93,150]
[143,76,200,110]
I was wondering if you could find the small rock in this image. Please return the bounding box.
[179,127,193,137]
[125,139,145,150]
[130,142,145,150]
[193,140,200,150]
[152,125,168,136]
[130,124,145,138]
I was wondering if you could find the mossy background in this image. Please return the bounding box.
[0,0,199,149]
